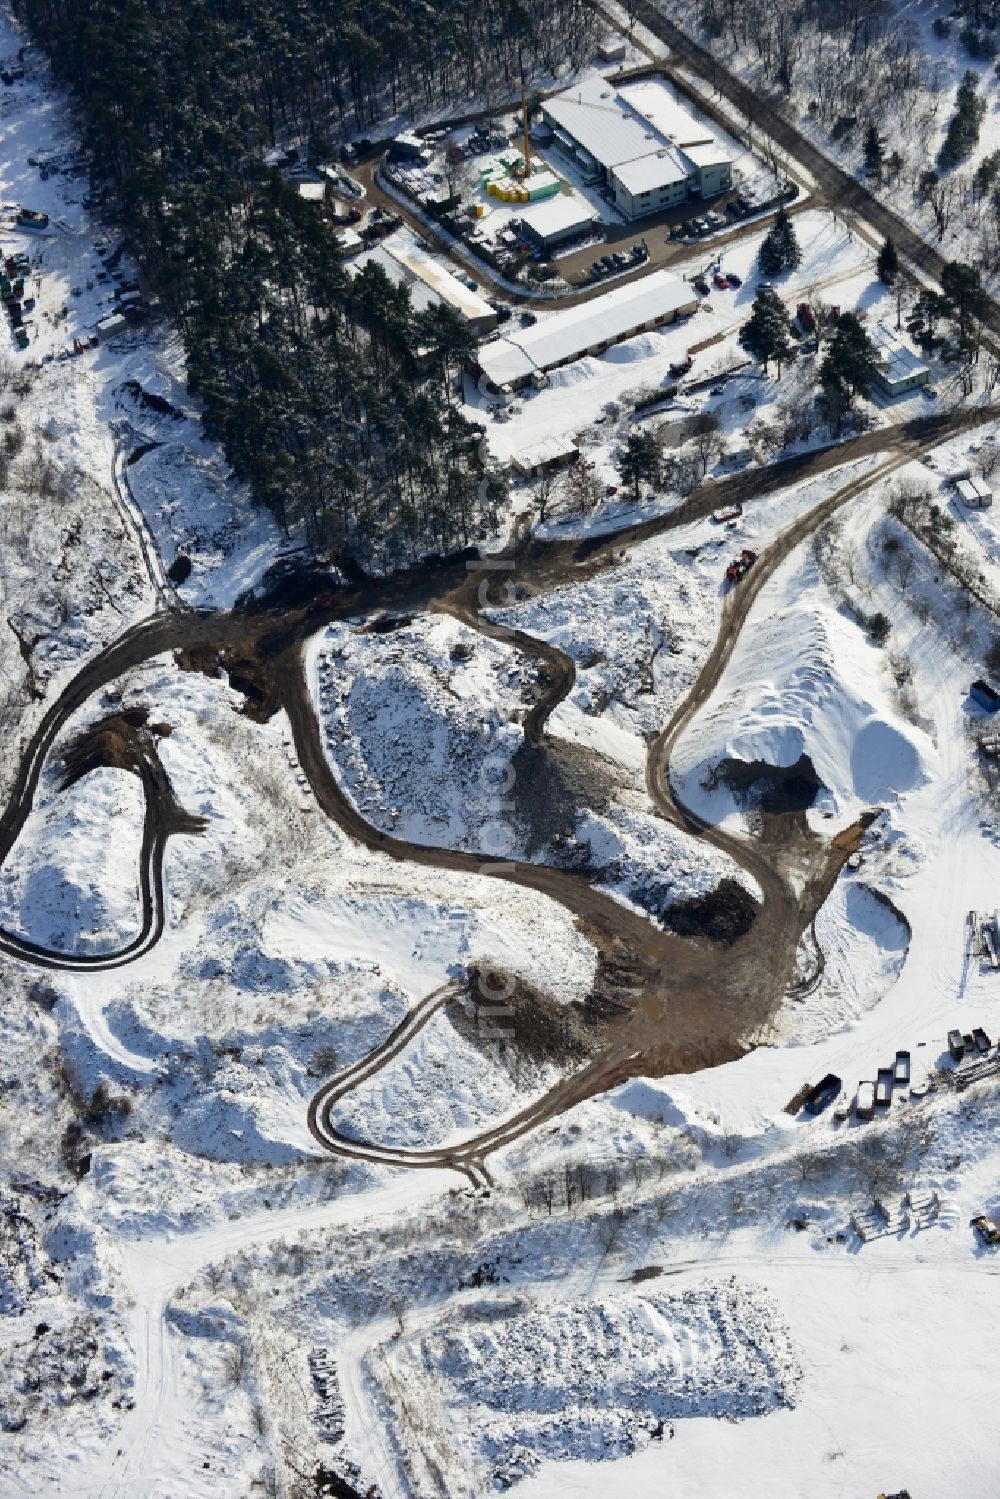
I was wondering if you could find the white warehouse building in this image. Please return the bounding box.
[476,270,698,390]
[541,77,734,220]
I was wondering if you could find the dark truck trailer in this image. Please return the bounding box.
[803,1072,842,1115]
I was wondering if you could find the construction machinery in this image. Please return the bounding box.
[725,548,757,586]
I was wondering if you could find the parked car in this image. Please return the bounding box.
[519,310,537,327]
[713,272,728,289]
[727,271,742,287]
[922,386,938,400]
[669,356,693,376]
[693,278,710,296]
[668,224,683,239]
[590,260,606,277]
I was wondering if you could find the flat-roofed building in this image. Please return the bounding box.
[540,76,734,219]
[351,231,497,334]
[515,193,598,252]
[477,270,697,389]
[957,477,993,508]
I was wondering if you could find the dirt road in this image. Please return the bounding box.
[0,404,990,1174]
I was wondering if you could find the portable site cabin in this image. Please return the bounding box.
[96,312,127,339]
[971,679,1000,713]
[957,477,993,508]
[948,1028,965,1061]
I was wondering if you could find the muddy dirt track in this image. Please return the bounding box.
[0,405,989,1176]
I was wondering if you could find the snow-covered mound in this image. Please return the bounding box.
[310,615,532,854]
[375,1283,800,1494]
[0,768,144,955]
[673,598,933,825]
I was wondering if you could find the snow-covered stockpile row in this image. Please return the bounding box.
[310,615,531,855]
[330,1003,557,1150]
[491,538,716,756]
[673,557,935,830]
[579,800,760,914]
[0,767,143,954]
[373,1283,800,1494]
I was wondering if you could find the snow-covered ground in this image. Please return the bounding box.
[7,10,1000,1499]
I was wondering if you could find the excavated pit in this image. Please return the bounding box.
[714,752,823,815]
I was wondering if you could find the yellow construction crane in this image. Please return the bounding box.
[512,82,532,179]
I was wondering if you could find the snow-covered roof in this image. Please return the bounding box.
[351,243,440,316]
[478,338,538,387]
[515,193,596,240]
[616,81,733,172]
[543,77,732,193]
[682,140,733,169]
[352,231,496,327]
[613,148,690,195]
[957,477,992,504]
[869,322,929,384]
[511,434,579,471]
[478,271,696,386]
[381,232,496,326]
[543,77,667,171]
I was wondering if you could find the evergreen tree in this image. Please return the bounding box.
[758,206,802,276]
[877,236,899,285]
[940,259,989,341]
[906,290,948,346]
[820,313,879,401]
[738,287,792,373]
[938,70,987,169]
[863,121,884,179]
[617,430,661,502]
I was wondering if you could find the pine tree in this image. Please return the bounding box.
[877,236,899,285]
[938,70,987,169]
[738,287,792,373]
[758,206,801,276]
[617,430,661,502]
[820,313,879,401]
[863,121,884,179]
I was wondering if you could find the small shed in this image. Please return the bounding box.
[971,679,1000,713]
[96,312,127,339]
[957,477,993,508]
[387,131,429,165]
[510,435,579,478]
